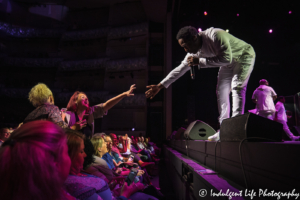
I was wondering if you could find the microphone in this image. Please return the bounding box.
[190,65,195,79]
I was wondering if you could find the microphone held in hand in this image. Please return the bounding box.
[190,65,195,79]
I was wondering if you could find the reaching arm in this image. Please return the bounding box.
[160,54,192,89]
[145,53,192,99]
[102,84,136,112]
[145,83,165,99]
[272,95,277,101]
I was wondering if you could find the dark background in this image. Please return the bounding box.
[170,0,300,131]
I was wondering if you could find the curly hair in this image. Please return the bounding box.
[176,26,198,41]
[83,138,96,169]
[28,83,53,107]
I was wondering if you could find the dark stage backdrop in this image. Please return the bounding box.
[170,0,300,131]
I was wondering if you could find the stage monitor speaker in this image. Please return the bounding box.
[220,113,283,142]
[184,120,216,140]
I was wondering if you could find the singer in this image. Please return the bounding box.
[145,26,256,141]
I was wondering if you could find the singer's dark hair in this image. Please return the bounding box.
[176,26,198,41]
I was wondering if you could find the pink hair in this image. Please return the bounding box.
[0,121,67,200]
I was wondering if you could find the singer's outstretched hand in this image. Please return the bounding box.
[145,83,164,99]
[187,56,199,66]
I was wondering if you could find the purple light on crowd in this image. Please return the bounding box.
[198,28,202,32]
[289,11,292,14]
[237,13,239,16]
[269,29,273,33]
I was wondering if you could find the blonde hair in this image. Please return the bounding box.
[91,135,104,157]
[28,83,53,107]
[0,121,66,200]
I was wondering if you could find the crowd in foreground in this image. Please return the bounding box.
[0,82,163,200]
[0,121,163,200]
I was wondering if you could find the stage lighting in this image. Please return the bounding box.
[269,29,273,33]
[132,128,135,131]
[198,28,202,32]
[289,11,292,14]
[204,11,207,16]
[226,29,229,32]
[237,13,239,16]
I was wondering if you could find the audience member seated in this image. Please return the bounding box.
[143,137,154,152]
[103,135,134,169]
[64,85,136,139]
[130,136,149,162]
[140,136,154,154]
[89,134,162,199]
[0,128,12,146]
[85,134,130,178]
[24,83,68,128]
[64,129,156,200]
[146,137,161,154]
[135,136,159,162]
[0,121,74,200]
[83,134,114,182]
[91,135,141,177]
[110,133,129,161]
[110,133,154,168]
[141,137,160,162]
[83,136,148,190]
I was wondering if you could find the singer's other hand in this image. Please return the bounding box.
[187,56,199,66]
[145,83,164,99]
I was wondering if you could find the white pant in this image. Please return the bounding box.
[217,55,255,124]
[276,120,295,139]
[258,112,274,120]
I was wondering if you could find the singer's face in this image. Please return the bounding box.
[178,37,199,54]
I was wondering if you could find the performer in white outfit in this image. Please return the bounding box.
[275,96,300,141]
[145,26,255,141]
[252,79,277,120]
